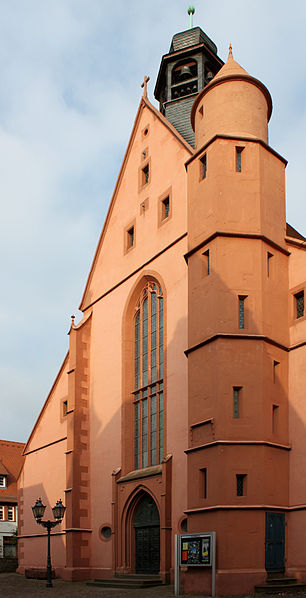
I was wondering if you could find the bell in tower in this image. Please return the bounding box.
[154,12,223,147]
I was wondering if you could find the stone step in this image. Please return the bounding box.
[87,574,163,589]
[255,582,306,594]
[266,576,298,584]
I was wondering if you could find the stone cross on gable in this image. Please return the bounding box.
[141,76,150,98]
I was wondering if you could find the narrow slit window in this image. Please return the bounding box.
[295,291,304,319]
[267,252,273,277]
[63,400,68,417]
[233,387,241,419]
[203,250,210,276]
[236,474,246,496]
[239,296,247,329]
[272,404,279,433]
[201,468,207,499]
[273,360,280,383]
[142,163,149,186]
[161,196,170,220]
[200,154,207,179]
[236,147,244,172]
[127,226,134,249]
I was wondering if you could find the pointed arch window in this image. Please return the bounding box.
[134,282,164,470]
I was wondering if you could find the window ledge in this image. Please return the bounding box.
[117,465,162,484]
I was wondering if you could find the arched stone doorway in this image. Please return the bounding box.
[133,494,160,574]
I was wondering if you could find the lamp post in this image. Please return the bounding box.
[32,498,66,588]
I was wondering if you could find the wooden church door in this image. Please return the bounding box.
[133,494,160,574]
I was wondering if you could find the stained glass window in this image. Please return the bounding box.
[134,283,164,469]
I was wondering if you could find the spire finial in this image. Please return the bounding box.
[71,315,75,325]
[188,6,195,29]
[228,43,233,59]
[141,76,150,98]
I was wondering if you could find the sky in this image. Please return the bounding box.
[0,0,305,443]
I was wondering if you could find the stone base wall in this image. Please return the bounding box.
[0,558,18,573]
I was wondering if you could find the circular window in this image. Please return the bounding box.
[100,525,112,540]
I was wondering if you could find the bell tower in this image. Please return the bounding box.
[154,23,223,146]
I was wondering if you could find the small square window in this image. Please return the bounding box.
[236,474,246,496]
[0,475,7,488]
[295,291,304,319]
[200,154,207,179]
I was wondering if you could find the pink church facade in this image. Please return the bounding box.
[18,25,305,595]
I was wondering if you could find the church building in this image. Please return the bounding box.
[17,22,306,596]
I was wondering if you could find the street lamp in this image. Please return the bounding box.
[32,498,66,588]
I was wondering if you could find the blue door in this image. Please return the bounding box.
[265,512,285,572]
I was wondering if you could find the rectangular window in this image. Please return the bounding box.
[0,475,6,488]
[267,252,273,277]
[236,474,246,496]
[7,507,14,521]
[273,360,280,383]
[201,468,207,499]
[161,196,170,220]
[7,506,14,521]
[272,404,279,433]
[200,154,207,179]
[239,296,247,329]
[295,291,304,319]
[62,400,68,417]
[142,163,149,186]
[236,146,244,172]
[127,226,134,249]
[0,506,4,520]
[233,387,241,419]
[203,249,210,276]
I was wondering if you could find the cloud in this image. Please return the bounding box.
[0,0,304,441]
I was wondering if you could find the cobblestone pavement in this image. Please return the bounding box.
[1,573,305,598]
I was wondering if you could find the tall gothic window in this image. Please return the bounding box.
[134,282,164,470]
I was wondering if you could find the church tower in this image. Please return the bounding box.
[185,48,290,594]
[154,25,223,146]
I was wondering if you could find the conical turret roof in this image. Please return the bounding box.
[212,44,249,81]
[191,44,272,129]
